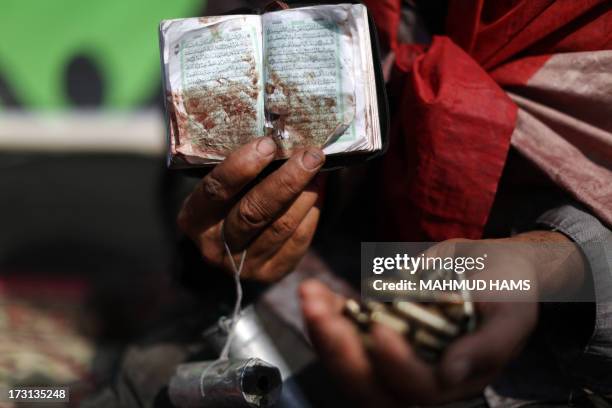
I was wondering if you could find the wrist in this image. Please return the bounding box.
[507,231,587,300]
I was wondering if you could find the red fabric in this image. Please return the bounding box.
[363,0,402,52]
[447,0,610,69]
[382,37,516,240]
[363,0,611,240]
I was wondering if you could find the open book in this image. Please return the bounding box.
[160,3,385,168]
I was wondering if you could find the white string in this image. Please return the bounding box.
[200,221,247,397]
[219,229,247,360]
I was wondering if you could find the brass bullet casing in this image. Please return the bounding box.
[413,327,448,351]
[364,300,386,313]
[392,301,460,338]
[438,301,468,323]
[342,297,477,364]
[343,298,371,329]
[370,310,410,335]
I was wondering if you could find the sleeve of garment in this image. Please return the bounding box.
[536,204,612,396]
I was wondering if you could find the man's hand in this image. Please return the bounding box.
[300,231,588,406]
[300,279,537,407]
[178,137,325,281]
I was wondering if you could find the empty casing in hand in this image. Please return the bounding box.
[343,296,476,364]
[392,301,460,337]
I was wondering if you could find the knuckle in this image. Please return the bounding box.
[238,195,269,228]
[276,169,303,196]
[257,268,281,283]
[292,225,313,247]
[257,260,287,283]
[270,214,298,238]
[199,173,228,202]
[242,259,267,281]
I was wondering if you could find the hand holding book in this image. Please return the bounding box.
[160,3,384,168]
[177,136,324,281]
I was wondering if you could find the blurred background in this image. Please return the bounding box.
[0,0,276,401]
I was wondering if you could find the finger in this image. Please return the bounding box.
[248,185,318,259]
[299,279,345,315]
[246,206,319,281]
[300,281,395,407]
[178,137,277,234]
[369,324,446,404]
[439,302,537,388]
[224,148,324,251]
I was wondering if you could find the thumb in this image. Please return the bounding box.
[438,302,537,387]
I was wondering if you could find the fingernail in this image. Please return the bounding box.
[444,359,471,385]
[257,137,277,156]
[302,149,323,170]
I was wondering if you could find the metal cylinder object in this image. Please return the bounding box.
[204,306,289,378]
[202,304,314,407]
[168,357,282,408]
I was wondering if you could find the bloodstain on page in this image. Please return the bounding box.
[265,69,342,157]
[262,15,355,157]
[179,58,259,156]
[169,19,262,162]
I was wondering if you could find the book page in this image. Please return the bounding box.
[162,15,264,162]
[263,7,356,156]
[320,4,373,155]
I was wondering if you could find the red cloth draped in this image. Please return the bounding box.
[364,0,611,240]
